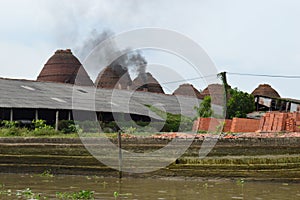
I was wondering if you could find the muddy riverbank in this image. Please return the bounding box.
[0,137,300,180]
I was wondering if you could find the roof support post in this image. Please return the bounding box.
[55,110,59,131]
[35,109,39,120]
[10,108,13,122]
[97,112,102,121]
[287,102,291,112]
[68,111,71,121]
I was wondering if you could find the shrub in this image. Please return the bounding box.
[32,119,57,136]
[100,121,119,132]
[194,96,213,118]
[1,120,19,128]
[58,120,77,134]
[102,127,115,133]
[76,121,99,133]
[32,119,53,130]
[227,88,255,119]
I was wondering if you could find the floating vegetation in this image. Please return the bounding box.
[56,190,94,200]
[203,183,209,189]
[0,183,12,197]
[1,173,300,200]
[39,169,54,178]
[0,189,12,196]
[0,183,94,200]
[236,178,245,185]
[114,191,119,199]
[113,191,132,199]
[100,181,108,189]
[15,188,46,200]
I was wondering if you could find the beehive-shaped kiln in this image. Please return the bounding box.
[37,49,94,86]
[173,84,203,99]
[251,84,280,98]
[95,66,132,89]
[131,72,164,94]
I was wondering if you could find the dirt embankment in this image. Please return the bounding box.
[0,136,300,180]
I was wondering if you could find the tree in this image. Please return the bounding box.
[227,88,255,119]
[195,96,213,118]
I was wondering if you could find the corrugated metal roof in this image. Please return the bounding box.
[282,98,300,104]
[0,78,209,120]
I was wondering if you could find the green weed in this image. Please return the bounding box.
[56,190,94,199]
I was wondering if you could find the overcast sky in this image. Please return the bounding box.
[0,0,299,98]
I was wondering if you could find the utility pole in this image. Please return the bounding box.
[217,72,229,119]
[118,130,123,179]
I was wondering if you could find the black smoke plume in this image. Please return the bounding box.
[76,29,147,82]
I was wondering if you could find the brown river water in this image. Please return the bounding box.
[0,174,300,199]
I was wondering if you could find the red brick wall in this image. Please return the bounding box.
[223,120,232,132]
[192,118,232,132]
[230,118,260,133]
[198,118,217,132]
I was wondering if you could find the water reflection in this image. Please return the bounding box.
[0,174,299,199]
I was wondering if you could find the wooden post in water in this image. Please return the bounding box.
[118,131,123,179]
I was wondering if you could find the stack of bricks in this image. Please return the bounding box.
[286,118,296,132]
[287,112,300,120]
[296,120,300,132]
[295,113,300,132]
[193,112,300,133]
[230,118,261,133]
[286,112,300,132]
[259,112,287,132]
[259,112,300,132]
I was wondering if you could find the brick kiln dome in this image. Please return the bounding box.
[251,84,280,98]
[131,72,164,94]
[37,49,94,86]
[201,83,231,105]
[173,84,203,99]
[95,66,132,89]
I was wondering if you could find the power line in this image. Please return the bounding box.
[161,74,217,85]
[160,71,300,86]
[227,72,300,79]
